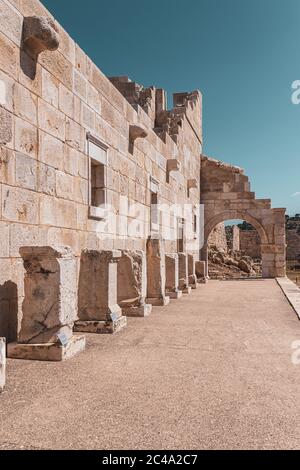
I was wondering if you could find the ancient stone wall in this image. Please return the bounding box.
[239,230,261,259]
[200,156,286,278]
[0,0,202,340]
[231,226,240,251]
[286,230,300,260]
[208,223,227,252]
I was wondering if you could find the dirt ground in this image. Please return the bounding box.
[1,280,300,450]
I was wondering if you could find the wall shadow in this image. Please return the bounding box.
[0,281,18,343]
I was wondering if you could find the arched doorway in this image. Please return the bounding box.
[207,218,263,279]
[200,155,286,278]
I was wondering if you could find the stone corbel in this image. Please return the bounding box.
[187,178,198,195]
[166,159,181,182]
[22,16,60,57]
[129,125,148,142]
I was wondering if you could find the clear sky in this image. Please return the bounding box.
[43,0,300,216]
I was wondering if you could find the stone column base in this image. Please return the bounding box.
[182,286,192,294]
[189,275,198,289]
[121,305,152,317]
[7,335,86,362]
[146,296,170,306]
[74,316,127,334]
[0,338,6,393]
[166,290,183,299]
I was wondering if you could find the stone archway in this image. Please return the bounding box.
[201,156,286,278]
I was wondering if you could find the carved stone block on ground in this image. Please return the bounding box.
[146,239,170,306]
[117,250,152,317]
[8,246,85,361]
[75,250,127,334]
[188,254,198,289]
[178,253,191,294]
[165,254,182,299]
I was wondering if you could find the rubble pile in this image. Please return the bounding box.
[208,245,262,279]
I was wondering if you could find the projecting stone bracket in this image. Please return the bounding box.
[22,16,60,57]
[166,159,181,183]
[129,125,148,142]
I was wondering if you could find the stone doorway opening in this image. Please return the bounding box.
[206,219,263,280]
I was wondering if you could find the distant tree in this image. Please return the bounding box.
[237,221,254,231]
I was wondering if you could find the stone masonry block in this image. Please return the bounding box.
[75,250,127,334]
[0,0,23,45]
[14,83,37,125]
[146,238,170,306]
[0,107,13,145]
[38,99,65,141]
[178,253,191,294]
[0,148,15,185]
[117,250,152,317]
[15,116,38,158]
[39,50,73,91]
[15,152,37,190]
[2,185,39,224]
[0,70,14,112]
[39,131,64,170]
[42,68,59,107]
[188,254,198,289]
[165,254,182,299]
[18,246,78,344]
[0,31,18,79]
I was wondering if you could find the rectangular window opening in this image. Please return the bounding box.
[87,133,108,220]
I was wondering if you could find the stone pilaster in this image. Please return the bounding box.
[146,239,170,306]
[8,246,85,361]
[0,338,6,393]
[117,250,152,317]
[178,253,191,294]
[188,254,198,289]
[75,250,127,334]
[195,261,207,284]
[165,254,182,299]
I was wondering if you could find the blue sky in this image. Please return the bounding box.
[43,0,300,216]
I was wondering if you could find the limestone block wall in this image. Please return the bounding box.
[286,230,300,260]
[201,156,286,278]
[232,226,240,251]
[208,222,228,252]
[239,230,261,259]
[0,0,202,340]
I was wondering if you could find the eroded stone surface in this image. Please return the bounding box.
[0,338,6,393]
[188,254,198,289]
[178,253,190,293]
[78,250,124,323]
[165,253,181,297]
[0,108,13,145]
[7,334,85,362]
[146,239,169,305]
[117,250,151,317]
[22,16,60,56]
[19,246,77,344]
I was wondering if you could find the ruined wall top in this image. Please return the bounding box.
[110,76,202,146]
